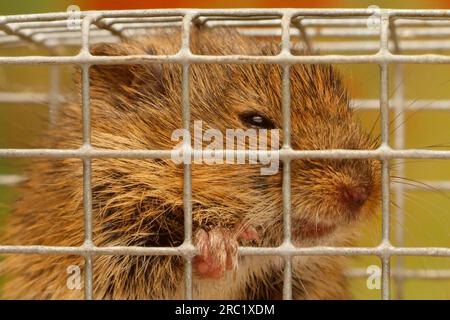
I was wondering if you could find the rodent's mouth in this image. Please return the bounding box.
[293,219,337,239]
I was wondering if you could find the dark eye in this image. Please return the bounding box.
[239,111,275,129]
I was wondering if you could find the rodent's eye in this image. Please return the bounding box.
[239,111,275,129]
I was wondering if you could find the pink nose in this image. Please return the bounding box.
[339,185,369,208]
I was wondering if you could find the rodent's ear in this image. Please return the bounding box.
[88,42,164,96]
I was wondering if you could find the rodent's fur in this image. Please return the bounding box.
[0,27,381,299]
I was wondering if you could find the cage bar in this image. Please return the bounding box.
[48,65,60,127]
[391,23,407,299]
[281,12,293,300]
[379,11,392,300]
[80,16,94,300]
[0,244,448,256]
[4,95,450,111]
[180,12,194,300]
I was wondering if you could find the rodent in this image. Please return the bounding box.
[0,27,381,299]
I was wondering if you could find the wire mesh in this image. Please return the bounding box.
[0,8,449,300]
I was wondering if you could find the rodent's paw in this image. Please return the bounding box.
[236,224,259,242]
[193,228,237,279]
[193,226,258,279]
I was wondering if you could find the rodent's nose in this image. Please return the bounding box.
[339,184,369,208]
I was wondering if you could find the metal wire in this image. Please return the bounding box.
[0,8,450,300]
[181,13,194,300]
[280,12,293,301]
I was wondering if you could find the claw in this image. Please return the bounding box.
[236,225,259,242]
[193,227,252,279]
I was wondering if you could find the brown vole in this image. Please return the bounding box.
[0,27,381,299]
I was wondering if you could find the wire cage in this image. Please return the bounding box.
[0,8,450,300]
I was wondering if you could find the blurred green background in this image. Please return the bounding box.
[0,0,449,300]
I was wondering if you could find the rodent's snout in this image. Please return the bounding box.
[330,160,379,219]
[338,184,370,210]
[291,158,380,237]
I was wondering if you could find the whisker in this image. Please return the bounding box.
[366,67,414,140]
[401,192,449,238]
[413,143,450,149]
[390,191,448,246]
[389,77,450,138]
[391,176,450,201]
